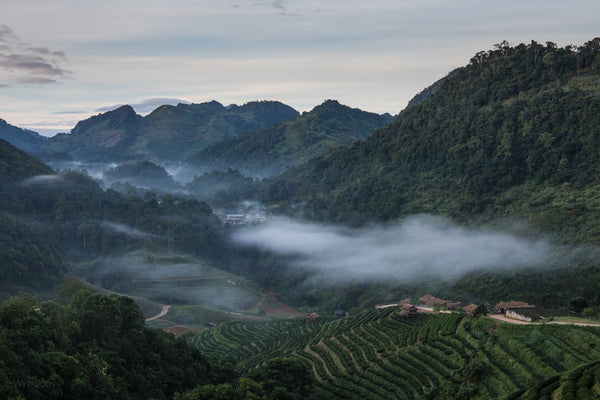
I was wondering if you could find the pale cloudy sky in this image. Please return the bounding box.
[1,0,599,136]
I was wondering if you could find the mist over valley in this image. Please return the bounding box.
[232,215,554,284]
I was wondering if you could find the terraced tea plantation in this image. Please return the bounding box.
[88,251,265,311]
[191,308,600,399]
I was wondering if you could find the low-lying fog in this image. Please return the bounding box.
[232,215,554,283]
[46,160,118,181]
[46,160,217,187]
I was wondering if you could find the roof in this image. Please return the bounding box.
[495,301,535,310]
[419,294,454,307]
[305,312,321,319]
[463,304,478,314]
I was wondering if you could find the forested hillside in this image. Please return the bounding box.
[102,160,179,190]
[256,39,600,239]
[0,139,225,297]
[0,139,53,181]
[0,283,313,400]
[189,100,392,177]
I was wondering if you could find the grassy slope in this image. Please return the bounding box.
[79,250,304,331]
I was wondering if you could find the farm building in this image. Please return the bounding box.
[305,312,321,322]
[419,294,460,309]
[506,307,577,322]
[506,308,535,322]
[463,304,478,319]
[226,214,245,224]
[495,301,535,314]
[396,304,419,318]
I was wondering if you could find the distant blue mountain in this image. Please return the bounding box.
[0,119,47,154]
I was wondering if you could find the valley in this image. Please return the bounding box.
[2,38,600,399]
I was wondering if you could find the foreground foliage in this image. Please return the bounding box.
[0,286,222,399]
[0,286,314,400]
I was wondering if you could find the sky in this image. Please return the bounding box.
[1,1,599,136]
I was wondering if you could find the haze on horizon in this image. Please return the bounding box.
[1,0,599,136]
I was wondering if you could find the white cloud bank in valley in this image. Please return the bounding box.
[232,215,552,283]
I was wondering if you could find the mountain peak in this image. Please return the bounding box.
[317,99,343,108]
[110,104,137,115]
[70,104,142,137]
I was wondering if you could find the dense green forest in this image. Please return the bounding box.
[254,39,600,233]
[0,139,225,295]
[103,160,179,191]
[0,282,312,400]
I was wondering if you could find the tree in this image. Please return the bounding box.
[582,307,595,318]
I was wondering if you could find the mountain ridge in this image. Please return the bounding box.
[0,119,47,154]
[41,100,300,161]
[188,99,393,177]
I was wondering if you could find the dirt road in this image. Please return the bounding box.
[490,314,600,327]
[146,305,171,321]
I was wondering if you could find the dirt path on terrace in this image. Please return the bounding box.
[145,305,171,321]
[490,314,600,327]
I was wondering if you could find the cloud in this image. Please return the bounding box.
[1,54,69,76]
[51,110,88,115]
[0,25,70,85]
[94,104,127,113]
[0,25,17,41]
[131,97,191,114]
[21,174,62,185]
[25,47,67,59]
[15,76,58,85]
[272,0,286,11]
[95,97,191,115]
[232,215,553,284]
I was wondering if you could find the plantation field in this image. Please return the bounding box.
[191,308,600,399]
[84,250,305,333]
[146,304,275,331]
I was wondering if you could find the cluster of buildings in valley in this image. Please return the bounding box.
[222,209,267,225]
[376,294,577,322]
[303,294,580,324]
